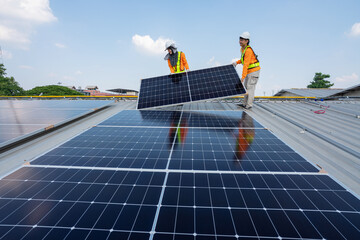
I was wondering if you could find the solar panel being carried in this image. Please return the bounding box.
[1,109,359,240]
[137,65,246,109]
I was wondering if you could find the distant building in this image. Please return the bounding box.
[85,86,99,91]
[326,83,360,98]
[274,88,344,98]
[106,88,139,96]
[82,90,117,96]
[70,86,139,96]
[76,89,90,96]
[65,86,76,90]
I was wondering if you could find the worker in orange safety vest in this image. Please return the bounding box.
[164,41,189,73]
[233,32,261,109]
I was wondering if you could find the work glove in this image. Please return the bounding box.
[232,62,237,67]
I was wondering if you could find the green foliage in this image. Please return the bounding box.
[0,64,26,96]
[25,85,84,96]
[307,72,334,88]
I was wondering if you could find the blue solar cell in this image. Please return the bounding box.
[21,227,51,240]
[0,226,32,240]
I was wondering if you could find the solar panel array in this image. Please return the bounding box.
[0,100,112,147]
[0,109,359,240]
[137,65,246,109]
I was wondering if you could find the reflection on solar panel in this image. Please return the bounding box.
[32,110,316,172]
[1,110,359,239]
[137,65,245,109]
[0,100,112,147]
[99,110,264,128]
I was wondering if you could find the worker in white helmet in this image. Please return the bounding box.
[233,32,261,109]
[164,41,189,73]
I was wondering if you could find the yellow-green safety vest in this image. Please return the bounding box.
[173,51,185,73]
[241,46,260,69]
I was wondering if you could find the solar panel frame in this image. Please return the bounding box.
[137,65,246,109]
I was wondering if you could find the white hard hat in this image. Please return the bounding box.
[240,32,250,40]
[165,40,176,50]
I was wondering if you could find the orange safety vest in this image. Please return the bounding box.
[236,45,260,79]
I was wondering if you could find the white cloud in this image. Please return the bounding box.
[19,65,33,69]
[55,43,66,48]
[335,73,358,83]
[207,56,221,67]
[47,72,57,78]
[132,34,172,55]
[1,49,13,59]
[0,0,57,23]
[0,0,56,47]
[349,22,360,37]
[63,76,74,80]
[0,24,30,44]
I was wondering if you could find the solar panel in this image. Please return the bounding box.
[1,109,359,240]
[0,167,164,239]
[0,100,112,147]
[169,128,318,172]
[31,110,317,172]
[99,110,181,127]
[1,168,359,239]
[137,65,245,109]
[32,127,172,169]
[154,172,359,239]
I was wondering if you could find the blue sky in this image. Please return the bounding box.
[1,0,359,96]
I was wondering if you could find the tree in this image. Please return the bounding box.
[307,72,334,88]
[25,85,84,96]
[0,63,25,96]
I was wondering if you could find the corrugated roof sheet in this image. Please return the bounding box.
[274,88,344,97]
[327,83,360,97]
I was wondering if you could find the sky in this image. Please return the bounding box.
[0,0,359,96]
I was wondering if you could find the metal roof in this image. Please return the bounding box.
[327,83,360,97]
[274,88,344,98]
